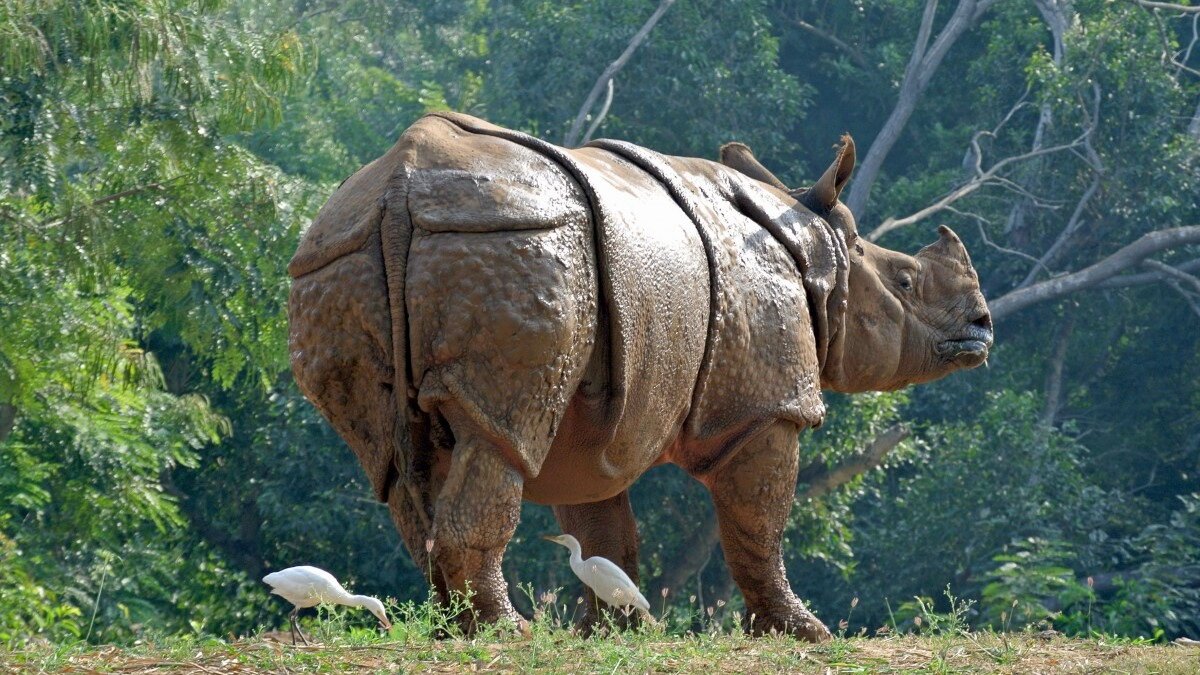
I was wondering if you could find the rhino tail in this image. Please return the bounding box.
[289,127,427,512]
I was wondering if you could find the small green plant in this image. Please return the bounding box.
[981,537,1092,632]
[896,587,976,637]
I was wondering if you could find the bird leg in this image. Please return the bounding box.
[288,608,311,646]
[429,408,527,635]
[553,490,642,634]
[704,421,831,643]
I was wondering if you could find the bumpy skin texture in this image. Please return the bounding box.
[706,420,830,641]
[288,113,993,641]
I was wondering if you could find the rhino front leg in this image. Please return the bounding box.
[430,404,525,633]
[553,491,641,632]
[707,421,832,643]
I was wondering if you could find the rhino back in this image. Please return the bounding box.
[403,116,589,233]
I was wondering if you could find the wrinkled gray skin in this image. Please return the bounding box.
[287,113,992,642]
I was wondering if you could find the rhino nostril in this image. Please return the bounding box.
[970,313,993,335]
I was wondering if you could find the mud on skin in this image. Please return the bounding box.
[288,112,992,641]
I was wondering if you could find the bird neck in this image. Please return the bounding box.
[564,538,584,565]
[345,594,374,608]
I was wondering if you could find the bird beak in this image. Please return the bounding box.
[541,535,558,543]
[379,615,392,631]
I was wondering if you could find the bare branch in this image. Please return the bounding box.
[1006,1,1072,240]
[1041,311,1076,428]
[1144,259,1200,294]
[1177,13,1200,81]
[864,61,1090,242]
[990,226,1200,320]
[845,0,1000,218]
[282,4,340,31]
[776,14,872,72]
[1164,278,1200,317]
[580,78,614,145]
[563,0,676,147]
[38,176,188,229]
[1017,168,1103,285]
[1189,94,1200,140]
[966,212,1046,265]
[1128,0,1200,14]
[796,424,910,501]
[1095,258,1200,288]
[866,130,1087,242]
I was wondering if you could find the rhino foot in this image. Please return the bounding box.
[745,605,832,643]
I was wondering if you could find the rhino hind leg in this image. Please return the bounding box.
[428,401,526,633]
[707,421,832,643]
[385,468,450,602]
[552,491,641,632]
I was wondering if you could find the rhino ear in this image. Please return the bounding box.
[719,142,790,191]
[800,134,855,213]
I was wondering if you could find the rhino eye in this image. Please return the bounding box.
[897,273,914,292]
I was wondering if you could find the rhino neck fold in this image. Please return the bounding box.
[590,139,850,414]
[586,139,725,438]
[725,184,850,384]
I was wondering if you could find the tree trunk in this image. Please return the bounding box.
[1040,311,1076,428]
[846,0,998,219]
[0,403,15,445]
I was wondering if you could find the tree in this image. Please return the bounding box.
[0,0,310,643]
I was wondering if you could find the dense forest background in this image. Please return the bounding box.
[2,0,1199,646]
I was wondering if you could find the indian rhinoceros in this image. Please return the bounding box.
[287,112,992,642]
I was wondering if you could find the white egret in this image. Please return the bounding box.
[543,534,650,614]
[262,565,392,645]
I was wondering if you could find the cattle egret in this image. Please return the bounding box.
[543,534,650,614]
[262,566,392,645]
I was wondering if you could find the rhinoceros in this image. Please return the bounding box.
[287,112,992,641]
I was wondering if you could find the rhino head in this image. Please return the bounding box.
[722,137,993,393]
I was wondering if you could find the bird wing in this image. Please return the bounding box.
[574,556,649,611]
[263,566,345,607]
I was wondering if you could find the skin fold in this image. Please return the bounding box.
[287,113,992,642]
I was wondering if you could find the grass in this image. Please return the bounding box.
[4,598,1200,674]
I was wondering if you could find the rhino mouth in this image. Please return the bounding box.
[937,323,993,363]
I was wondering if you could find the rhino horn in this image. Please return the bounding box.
[918,225,973,266]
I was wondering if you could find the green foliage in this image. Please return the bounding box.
[0,0,310,645]
[981,538,1095,630]
[797,391,1114,630]
[0,534,82,646]
[790,391,912,569]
